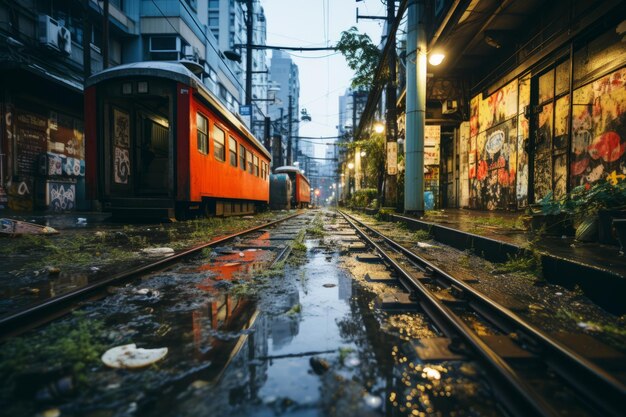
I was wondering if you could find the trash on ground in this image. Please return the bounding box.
[141,247,175,257]
[417,242,434,248]
[101,343,168,369]
[0,218,59,236]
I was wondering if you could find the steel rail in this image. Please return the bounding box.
[0,212,303,339]
[341,210,625,417]
[340,211,565,417]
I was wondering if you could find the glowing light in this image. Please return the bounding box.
[422,367,441,380]
[374,123,385,134]
[360,150,367,157]
[429,53,445,66]
[347,162,355,170]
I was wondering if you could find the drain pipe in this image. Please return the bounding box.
[404,0,425,215]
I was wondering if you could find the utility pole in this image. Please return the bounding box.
[102,0,109,69]
[245,0,254,131]
[263,116,271,152]
[384,0,398,207]
[404,0,425,215]
[82,0,91,80]
[287,95,293,165]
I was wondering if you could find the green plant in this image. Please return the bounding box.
[537,180,626,225]
[350,188,377,208]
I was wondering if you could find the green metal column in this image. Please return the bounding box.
[404,0,425,215]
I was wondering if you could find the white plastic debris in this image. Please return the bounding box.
[363,394,382,409]
[141,247,175,257]
[135,288,160,297]
[239,252,245,257]
[417,242,434,248]
[101,343,168,369]
[344,355,361,367]
[77,217,87,225]
[577,322,602,332]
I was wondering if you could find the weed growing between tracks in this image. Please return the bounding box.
[0,212,281,274]
[0,312,108,414]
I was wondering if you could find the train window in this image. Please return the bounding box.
[229,136,237,167]
[261,161,266,179]
[197,113,208,155]
[253,155,259,177]
[239,144,246,170]
[213,125,225,161]
[247,151,253,174]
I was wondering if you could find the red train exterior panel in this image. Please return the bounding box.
[84,62,270,219]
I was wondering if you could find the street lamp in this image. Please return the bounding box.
[373,122,385,134]
[428,52,445,66]
[347,162,355,170]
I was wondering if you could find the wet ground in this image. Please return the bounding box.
[0,211,505,417]
[347,211,626,355]
[0,211,286,317]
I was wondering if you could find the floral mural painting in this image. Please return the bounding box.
[571,67,626,188]
[469,80,518,209]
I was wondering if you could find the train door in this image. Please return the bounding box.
[136,111,169,195]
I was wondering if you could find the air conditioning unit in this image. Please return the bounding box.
[182,45,199,62]
[58,25,72,54]
[39,15,60,50]
[442,99,458,114]
[38,15,72,54]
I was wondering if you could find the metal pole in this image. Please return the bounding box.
[287,95,293,165]
[102,0,109,69]
[245,0,254,132]
[83,0,91,80]
[263,116,271,152]
[384,0,398,207]
[404,0,425,215]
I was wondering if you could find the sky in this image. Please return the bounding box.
[261,0,387,157]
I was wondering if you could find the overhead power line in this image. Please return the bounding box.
[355,0,408,141]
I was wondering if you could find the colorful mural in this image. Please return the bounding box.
[570,67,626,188]
[516,74,530,207]
[469,80,518,209]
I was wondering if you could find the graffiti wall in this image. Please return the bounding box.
[570,67,626,188]
[468,80,518,210]
[2,105,85,212]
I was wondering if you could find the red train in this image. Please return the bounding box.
[84,62,270,219]
[273,166,311,208]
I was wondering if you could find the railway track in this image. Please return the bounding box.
[0,212,303,339]
[339,210,626,417]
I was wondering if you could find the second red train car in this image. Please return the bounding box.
[274,166,311,208]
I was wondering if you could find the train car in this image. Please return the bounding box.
[269,173,292,210]
[273,166,311,209]
[84,62,271,219]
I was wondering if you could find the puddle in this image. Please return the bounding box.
[0,214,504,417]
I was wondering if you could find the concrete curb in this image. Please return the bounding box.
[367,209,624,315]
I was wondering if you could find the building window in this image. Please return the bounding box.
[240,144,246,170]
[261,161,266,179]
[247,151,253,174]
[229,136,237,167]
[213,125,225,161]
[253,155,259,176]
[197,113,208,154]
[209,11,219,27]
[209,0,219,8]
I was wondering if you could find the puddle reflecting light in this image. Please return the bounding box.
[422,367,441,380]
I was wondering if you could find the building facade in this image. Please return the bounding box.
[268,49,299,169]
[0,0,264,212]
[398,0,625,212]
